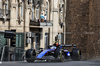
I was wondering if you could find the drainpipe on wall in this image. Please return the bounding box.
[8,0,11,30]
[52,0,54,44]
[66,0,69,44]
[39,0,41,19]
[24,0,26,48]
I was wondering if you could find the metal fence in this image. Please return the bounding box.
[0,45,25,61]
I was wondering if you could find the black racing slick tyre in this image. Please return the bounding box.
[26,59,35,63]
[26,49,36,62]
[54,48,65,62]
[57,52,65,62]
[71,48,81,61]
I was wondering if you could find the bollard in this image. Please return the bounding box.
[0,46,5,64]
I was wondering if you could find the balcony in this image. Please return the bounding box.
[30,19,53,26]
[0,9,10,20]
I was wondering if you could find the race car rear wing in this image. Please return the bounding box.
[61,44,76,47]
[48,44,76,48]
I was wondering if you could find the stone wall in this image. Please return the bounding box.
[66,0,100,60]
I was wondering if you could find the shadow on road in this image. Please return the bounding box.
[17,60,73,64]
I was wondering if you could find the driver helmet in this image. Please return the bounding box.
[53,41,58,46]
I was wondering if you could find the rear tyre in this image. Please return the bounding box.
[26,49,36,62]
[26,59,35,63]
[71,48,81,61]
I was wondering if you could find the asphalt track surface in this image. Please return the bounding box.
[0,60,100,66]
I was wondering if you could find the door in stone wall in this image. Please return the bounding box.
[0,33,7,59]
[45,33,49,49]
[60,33,64,44]
[15,33,24,61]
[35,33,40,50]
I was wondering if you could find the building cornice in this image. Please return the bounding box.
[11,3,17,8]
[51,8,59,12]
[25,4,32,9]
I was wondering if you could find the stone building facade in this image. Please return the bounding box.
[0,0,66,60]
[65,0,100,60]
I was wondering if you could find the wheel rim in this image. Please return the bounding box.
[59,50,65,62]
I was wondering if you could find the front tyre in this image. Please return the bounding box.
[26,49,36,62]
[71,48,81,61]
[58,52,65,62]
[26,59,35,63]
[54,49,65,62]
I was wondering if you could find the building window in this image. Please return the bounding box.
[28,0,32,4]
[36,9,39,20]
[0,0,2,9]
[16,3,18,19]
[20,1,24,18]
[5,0,8,10]
[32,5,34,20]
[45,2,48,20]
[59,6,64,22]
[5,0,10,18]
[0,0,3,17]
[21,5,23,18]
[60,11,63,22]
[5,2,8,15]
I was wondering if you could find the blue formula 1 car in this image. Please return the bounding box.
[25,44,81,62]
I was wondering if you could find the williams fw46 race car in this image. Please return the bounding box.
[25,44,81,62]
